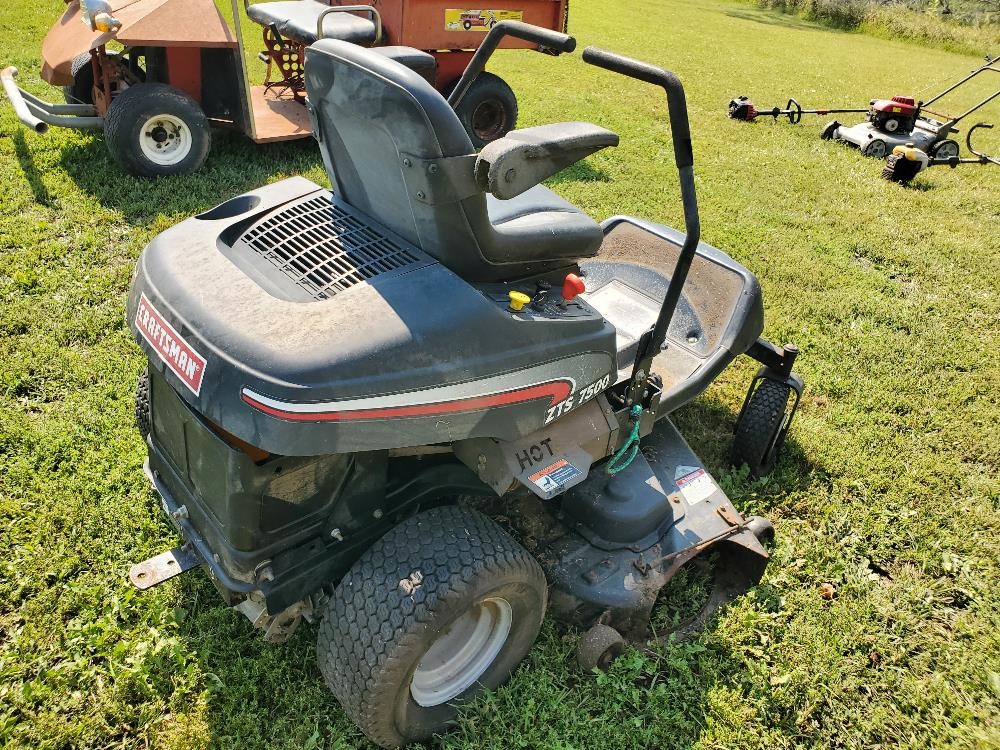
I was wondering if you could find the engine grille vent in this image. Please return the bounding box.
[240,195,420,300]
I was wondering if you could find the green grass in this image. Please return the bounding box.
[1,0,999,748]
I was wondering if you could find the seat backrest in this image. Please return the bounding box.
[305,40,499,279]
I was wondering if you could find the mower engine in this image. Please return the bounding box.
[868,95,918,134]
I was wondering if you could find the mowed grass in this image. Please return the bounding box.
[1,0,998,748]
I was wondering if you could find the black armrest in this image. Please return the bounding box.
[475,122,619,199]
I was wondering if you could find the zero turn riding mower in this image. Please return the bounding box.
[882,121,998,185]
[124,27,804,747]
[729,55,999,160]
[1,0,568,176]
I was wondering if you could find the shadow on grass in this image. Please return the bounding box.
[12,130,53,206]
[670,390,822,501]
[58,128,325,224]
[723,8,851,34]
[548,159,612,185]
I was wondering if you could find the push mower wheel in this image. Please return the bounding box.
[820,120,840,141]
[861,139,888,158]
[930,139,960,160]
[104,83,211,177]
[135,368,151,438]
[576,624,626,672]
[730,378,792,477]
[454,72,518,148]
[317,505,547,748]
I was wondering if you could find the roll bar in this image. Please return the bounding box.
[581,47,700,390]
[447,21,575,108]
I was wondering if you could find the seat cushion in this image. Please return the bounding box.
[248,1,376,45]
[484,185,604,265]
[371,46,436,85]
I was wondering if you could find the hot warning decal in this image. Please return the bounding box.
[675,467,717,504]
[134,294,207,396]
[528,459,581,494]
[445,8,523,31]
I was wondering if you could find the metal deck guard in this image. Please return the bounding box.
[2,66,104,134]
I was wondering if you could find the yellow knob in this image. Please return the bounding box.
[508,291,531,312]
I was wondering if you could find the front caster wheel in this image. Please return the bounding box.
[730,378,793,477]
[576,624,625,672]
[317,506,547,748]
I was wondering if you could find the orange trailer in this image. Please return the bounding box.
[1,0,568,176]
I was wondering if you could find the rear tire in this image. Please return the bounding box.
[317,506,547,748]
[104,83,211,177]
[454,72,518,148]
[730,379,792,477]
[930,139,959,160]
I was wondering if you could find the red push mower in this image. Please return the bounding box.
[729,55,999,160]
[881,121,998,185]
[1,0,569,176]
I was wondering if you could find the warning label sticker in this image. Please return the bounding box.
[675,468,716,504]
[528,458,581,494]
[445,9,523,31]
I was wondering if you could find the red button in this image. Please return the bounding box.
[562,273,586,301]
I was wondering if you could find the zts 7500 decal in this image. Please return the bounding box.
[543,373,612,425]
[242,354,615,425]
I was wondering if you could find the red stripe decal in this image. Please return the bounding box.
[242,380,573,422]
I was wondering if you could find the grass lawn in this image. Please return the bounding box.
[1,0,998,748]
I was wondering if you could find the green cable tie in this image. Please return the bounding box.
[606,404,644,476]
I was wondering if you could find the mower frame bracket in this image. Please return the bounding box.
[128,544,200,590]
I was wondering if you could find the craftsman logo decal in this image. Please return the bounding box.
[241,378,574,422]
[528,459,581,494]
[134,294,206,396]
[445,8,523,31]
[675,466,716,504]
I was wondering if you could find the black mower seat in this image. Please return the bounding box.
[247,1,377,45]
[304,39,606,282]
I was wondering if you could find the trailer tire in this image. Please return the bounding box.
[63,54,96,105]
[730,378,792,477]
[104,83,211,177]
[135,368,151,438]
[454,72,518,147]
[317,505,546,748]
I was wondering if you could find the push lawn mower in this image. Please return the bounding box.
[2,0,569,176]
[124,26,804,747]
[881,121,999,184]
[730,55,999,159]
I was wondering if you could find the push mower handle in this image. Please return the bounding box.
[581,46,701,386]
[447,21,575,108]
